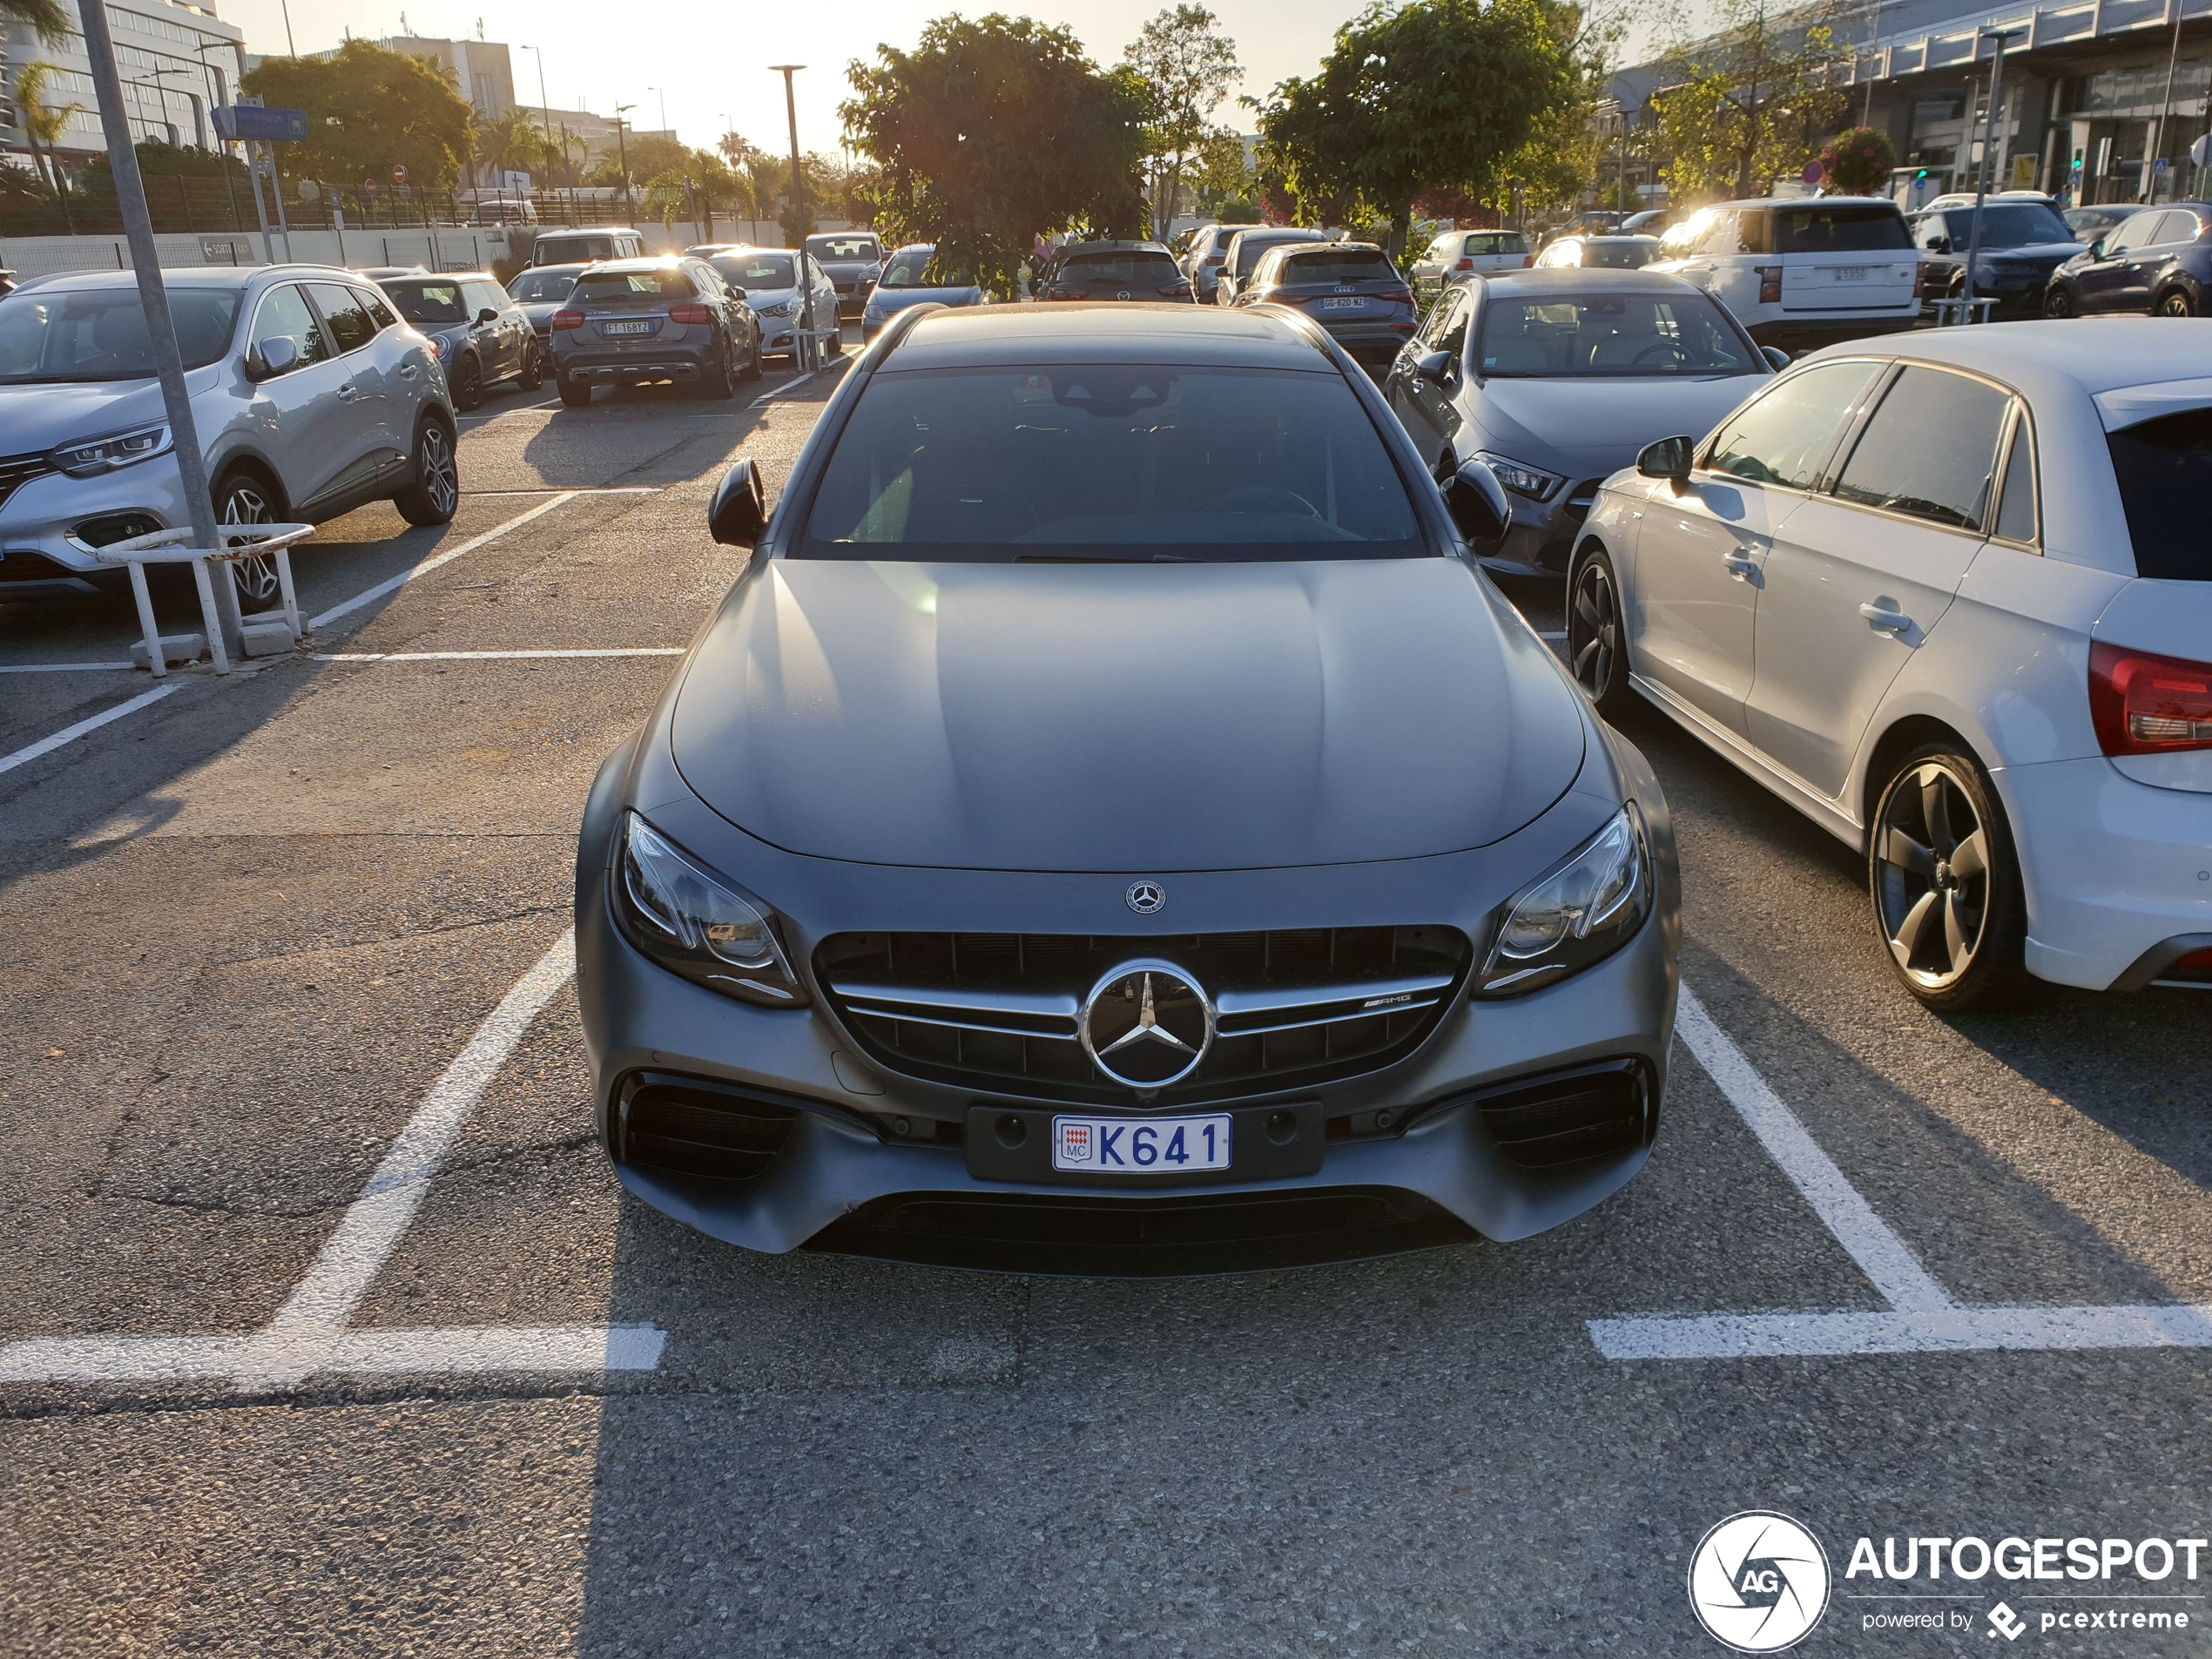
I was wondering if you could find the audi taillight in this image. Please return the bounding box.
[2089,641,2212,754]
[550,308,583,330]
[1455,257,1475,271]
[1757,265,1783,304]
[669,302,711,324]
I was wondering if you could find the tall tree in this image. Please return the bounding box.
[242,41,475,191]
[841,13,1152,294]
[1259,0,1578,257]
[10,60,79,231]
[1651,0,1852,200]
[1123,5,1241,234]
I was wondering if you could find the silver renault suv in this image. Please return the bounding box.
[0,265,457,607]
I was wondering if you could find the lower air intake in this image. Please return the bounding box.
[1473,1059,1651,1169]
[616,1071,799,1181]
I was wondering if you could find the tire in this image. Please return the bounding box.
[1868,744,2038,1013]
[212,468,284,610]
[1565,544,1634,718]
[2044,284,2076,319]
[558,377,592,408]
[824,325,843,359]
[450,353,483,411]
[738,335,762,381]
[2157,287,2196,317]
[697,340,734,400]
[392,414,459,528]
[519,339,543,390]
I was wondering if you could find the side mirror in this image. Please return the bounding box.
[708,458,769,548]
[1762,346,1792,370]
[1444,457,1512,543]
[1413,348,1453,381]
[2088,235,2107,259]
[726,284,746,300]
[477,307,501,325]
[1637,435,1696,491]
[246,334,298,380]
[1925,235,1952,255]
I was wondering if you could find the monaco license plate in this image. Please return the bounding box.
[599,319,653,335]
[1832,266,1869,282]
[1323,295,1368,309]
[1052,1113,1230,1174]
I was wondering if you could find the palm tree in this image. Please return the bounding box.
[11,60,80,232]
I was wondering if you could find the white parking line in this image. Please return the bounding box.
[0,660,136,674]
[314,648,685,662]
[462,487,661,497]
[0,927,666,1392]
[0,684,181,779]
[308,492,577,631]
[1589,985,2212,1360]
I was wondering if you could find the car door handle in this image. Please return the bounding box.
[1859,601,1912,632]
[1723,551,1758,581]
[335,383,360,401]
[399,364,420,380]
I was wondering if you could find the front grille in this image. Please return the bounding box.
[806,1186,1476,1275]
[1470,1059,1650,1169]
[0,450,56,509]
[816,927,1470,1107]
[615,1071,799,1181]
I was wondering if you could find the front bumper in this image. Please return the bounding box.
[575,722,1682,1271]
[2000,755,2212,991]
[1746,313,1918,350]
[0,454,193,588]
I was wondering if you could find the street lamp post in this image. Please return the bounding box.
[2146,0,2188,202]
[613,103,636,221]
[1959,26,2025,323]
[519,45,554,200]
[769,65,813,368]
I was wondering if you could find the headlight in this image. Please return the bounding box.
[610,813,810,1008]
[51,423,172,475]
[756,298,794,318]
[1474,803,1651,996]
[433,334,452,359]
[1472,451,1564,502]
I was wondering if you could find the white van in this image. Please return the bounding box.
[529,226,644,267]
[1647,197,1919,351]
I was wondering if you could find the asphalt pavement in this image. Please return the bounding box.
[2,330,2207,1658]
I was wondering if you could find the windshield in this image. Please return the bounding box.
[1232,234,1320,275]
[1947,204,2074,248]
[508,266,580,302]
[382,281,468,326]
[879,250,969,288]
[712,253,794,289]
[0,287,241,382]
[1276,248,1398,285]
[800,365,1423,561]
[572,270,696,304]
[1477,293,1758,377]
[536,237,616,263]
[2107,408,2212,580]
[1576,239,1656,268]
[806,235,878,260]
[1774,205,1912,253]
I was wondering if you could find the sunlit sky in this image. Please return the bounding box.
[210,0,1674,163]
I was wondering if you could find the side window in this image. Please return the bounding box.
[1916,213,1949,250]
[249,283,328,369]
[1736,209,1772,255]
[1426,234,1453,261]
[2107,212,2161,253]
[1704,360,1886,489]
[1993,411,2038,543]
[1417,287,1466,347]
[468,281,507,317]
[354,287,397,331]
[307,283,374,354]
[1831,366,2013,531]
[1695,211,1742,256]
[2150,210,2201,246]
[1438,293,1472,361]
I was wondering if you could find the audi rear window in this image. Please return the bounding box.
[2107,408,2212,580]
[573,271,697,303]
[1773,205,1912,253]
[800,365,1424,561]
[1278,249,1397,284]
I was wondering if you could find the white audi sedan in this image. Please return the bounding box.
[1569,320,2210,1010]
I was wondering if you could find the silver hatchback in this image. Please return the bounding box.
[0,265,457,607]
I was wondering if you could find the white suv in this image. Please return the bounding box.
[0,265,457,608]
[1647,197,1919,353]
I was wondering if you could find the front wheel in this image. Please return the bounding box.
[213,469,282,610]
[738,334,762,381]
[1868,745,2037,1012]
[519,339,544,390]
[2157,287,2197,317]
[392,415,459,527]
[450,353,482,411]
[1565,544,1634,718]
[2044,284,2077,319]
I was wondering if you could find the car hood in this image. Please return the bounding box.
[1979,240,2083,269]
[0,369,220,453]
[519,300,564,327]
[1468,374,1762,475]
[817,260,879,279]
[669,557,1587,872]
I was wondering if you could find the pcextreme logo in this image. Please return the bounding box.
[1689,1511,1834,1653]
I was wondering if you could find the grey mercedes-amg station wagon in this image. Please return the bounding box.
[576,302,1681,1273]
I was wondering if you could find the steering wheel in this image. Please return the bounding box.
[1633,341,1692,368]
[1209,485,1320,517]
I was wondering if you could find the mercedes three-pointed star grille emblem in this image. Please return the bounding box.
[1080,961,1214,1094]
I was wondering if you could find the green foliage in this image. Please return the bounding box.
[1259,0,1578,256]
[1819,125,1894,194]
[241,41,475,191]
[0,0,70,45]
[1651,0,1853,200]
[1123,5,1241,232]
[78,140,248,185]
[1186,128,1258,218]
[587,132,689,189]
[475,112,559,186]
[840,12,1152,294]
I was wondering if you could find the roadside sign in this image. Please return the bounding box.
[2154,156,2170,175]
[2194,135,2211,167]
[1801,158,1823,185]
[213,105,307,142]
[393,164,408,185]
[363,178,379,195]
